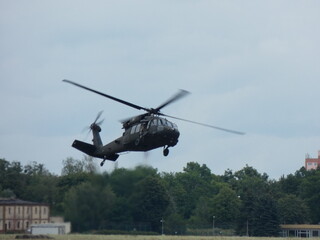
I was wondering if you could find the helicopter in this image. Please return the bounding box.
[63,79,244,167]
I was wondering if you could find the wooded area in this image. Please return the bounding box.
[1,157,319,236]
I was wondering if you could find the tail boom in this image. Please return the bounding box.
[72,140,119,161]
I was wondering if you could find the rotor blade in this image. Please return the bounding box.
[81,126,91,134]
[119,113,147,124]
[94,110,103,124]
[63,80,150,112]
[96,119,105,126]
[154,89,190,112]
[162,114,245,135]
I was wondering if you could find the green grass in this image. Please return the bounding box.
[0,235,309,240]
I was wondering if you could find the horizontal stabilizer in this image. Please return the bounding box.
[72,140,96,156]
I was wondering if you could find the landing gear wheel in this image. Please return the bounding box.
[163,147,169,157]
[100,159,106,167]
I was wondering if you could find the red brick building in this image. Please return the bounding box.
[305,151,320,171]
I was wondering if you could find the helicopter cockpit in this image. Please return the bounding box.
[149,118,178,129]
[126,117,178,137]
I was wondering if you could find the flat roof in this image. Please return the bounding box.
[281,224,320,230]
[0,198,48,206]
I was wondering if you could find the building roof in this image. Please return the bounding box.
[31,223,67,228]
[0,198,48,206]
[281,224,320,230]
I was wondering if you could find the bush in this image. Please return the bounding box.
[90,229,158,235]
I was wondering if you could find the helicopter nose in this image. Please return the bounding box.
[163,127,180,146]
[173,128,180,138]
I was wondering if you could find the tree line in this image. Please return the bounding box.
[1,157,319,236]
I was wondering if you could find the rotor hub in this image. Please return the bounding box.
[90,123,101,132]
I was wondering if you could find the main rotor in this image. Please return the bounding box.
[63,79,245,135]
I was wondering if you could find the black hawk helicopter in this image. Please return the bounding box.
[63,80,244,166]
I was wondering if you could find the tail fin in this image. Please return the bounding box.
[91,123,103,147]
[71,123,102,156]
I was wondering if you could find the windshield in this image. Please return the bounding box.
[150,118,178,129]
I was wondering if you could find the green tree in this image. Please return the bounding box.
[24,161,50,176]
[299,169,320,223]
[61,157,86,175]
[189,197,212,227]
[109,165,158,198]
[277,168,308,196]
[56,171,90,213]
[0,159,26,197]
[22,162,58,206]
[172,162,217,218]
[235,166,280,236]
[63,182,115,232]
[82,155,98,174]
[108,196,133,227]
[277,194,310,224]
[131,176,170,232]
[0,188,16,198]
[162,172,188,218]
[251,194,280,236]
[210,184,240,228]
[164,212,186,235]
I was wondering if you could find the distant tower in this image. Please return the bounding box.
[305,151,320,170]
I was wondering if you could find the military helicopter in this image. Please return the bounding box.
[63,80,244,166]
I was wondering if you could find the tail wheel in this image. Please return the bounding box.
[100,157,106,167]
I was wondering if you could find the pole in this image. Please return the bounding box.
[160,217,164,235]
[212,216,215,236]
[246,219,249,236]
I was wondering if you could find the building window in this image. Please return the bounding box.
[43,207,46,215]
[8,207,11,214]
[17,221,20,229]
[35,207,38,214]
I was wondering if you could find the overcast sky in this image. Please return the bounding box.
[1,1,319,179]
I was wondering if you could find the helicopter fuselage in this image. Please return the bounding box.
[72,116,180,163]
[100,116,178,151]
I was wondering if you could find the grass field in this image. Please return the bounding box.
[0,235,307,240]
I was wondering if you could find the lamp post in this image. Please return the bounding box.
[212,216,215,236]
[160,217,165,235]
[246,219,249,236]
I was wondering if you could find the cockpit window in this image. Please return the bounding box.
[165,120,171,127]
[149,118,177,129]
[135,124,141,133]
[130,124,141,134]
[151,119,157,126]
[130,125,136,134]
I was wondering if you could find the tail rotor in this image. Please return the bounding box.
[82,111,104,135]
[91,110,104,131]
[81,111,104,147]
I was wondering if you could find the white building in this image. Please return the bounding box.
[30,222,71,235]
